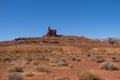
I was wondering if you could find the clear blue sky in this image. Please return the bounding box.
[0,0,120,41]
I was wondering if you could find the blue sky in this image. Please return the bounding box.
[0,0,120,41]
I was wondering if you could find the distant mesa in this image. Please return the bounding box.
[11,27,120,46]
[105,38,120,45]
[14,26,63,41]
[46,26,63,37]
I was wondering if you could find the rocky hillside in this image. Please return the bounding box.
[0,27,120,55]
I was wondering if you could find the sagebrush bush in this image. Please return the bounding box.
[68,55,81,61]
[32,60,40,65]
[8,65,23,73]
[100,62,119,71]
[1,56,12,62]
[50,57,59,63]
[56,60,69,66]
[92,56,105,63]
[36,66,49,72]
[55,77,71,80]
[8,72,23,80]
[35,54,49,61]
[25,70,34,77]
[79,71,101,80]
[51,59,69,67]
[25,56,33,62]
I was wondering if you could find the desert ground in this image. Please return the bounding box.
[0,36,120,80]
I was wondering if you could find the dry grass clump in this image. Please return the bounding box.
[79,71,101,80]
[7,72,23,80]
[25,70,34,77]
[8,65,23,73]
[92,56,105,63]
[99,61,119,71]
[36,66,49,72]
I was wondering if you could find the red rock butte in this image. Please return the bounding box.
[46,26,63,37]
[14,27,63,41]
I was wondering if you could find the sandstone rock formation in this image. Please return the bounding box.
[47,27,57,36]
[14,27,62,41]
[46,26,63,37]
[103,38,119,45]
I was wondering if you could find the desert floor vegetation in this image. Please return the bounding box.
[78,70,101,80]
[1,42,120,80]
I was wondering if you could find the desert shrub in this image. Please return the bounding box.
[51,58,69,67]
[56,60,69,66]
[0,57,2,62]
[36,66,49,72]
[32,60,40,65]
[68,55,81,61]
[55,77,71,80]
[112,57,119,62]
[36,56,45,60]
[4,56,12,61]
[25,70,34,77]
[9,62,17,67]
[50,57,59,63]
[79,71,101,80]
[10,61,28,67]
[12,55,22,60]
[8,65,23,73]
[99,62,119,71]
[1,56,12,62]
[8,72,23,80]
[92,56,105,63]
[50,56,69,67]
[15,50,21,53]
[25,56,32,62]
[86,54,91,57]
[35,54,49,61]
